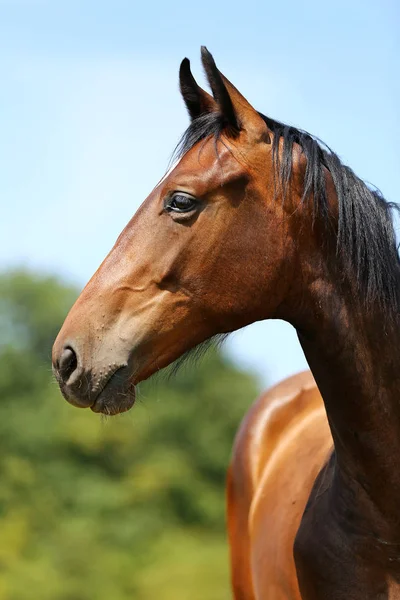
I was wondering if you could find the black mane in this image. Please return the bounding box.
[176,111,400,315]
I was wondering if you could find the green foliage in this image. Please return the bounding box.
[0,269,259,599]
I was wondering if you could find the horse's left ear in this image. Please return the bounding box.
[179,58,218,121]
[201,47,270,143]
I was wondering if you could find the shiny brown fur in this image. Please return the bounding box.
[53,48,400,598]
[227,371,332,599]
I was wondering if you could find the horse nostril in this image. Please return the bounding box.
[58,346,78,383]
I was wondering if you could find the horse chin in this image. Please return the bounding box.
[90,367,136,416]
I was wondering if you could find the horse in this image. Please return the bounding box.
[53,48,400,599]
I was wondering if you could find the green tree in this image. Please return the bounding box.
[0,269,259,600]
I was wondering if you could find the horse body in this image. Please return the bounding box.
[228,367,400,600]
[228,371,331,599]
[52,48,400,598]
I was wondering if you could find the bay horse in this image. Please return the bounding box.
[53,48,400,599]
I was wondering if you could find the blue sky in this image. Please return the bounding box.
[1,0,399,386]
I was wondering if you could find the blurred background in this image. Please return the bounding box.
[0,1,398,598]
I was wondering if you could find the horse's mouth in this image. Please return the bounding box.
[90,367,136,415]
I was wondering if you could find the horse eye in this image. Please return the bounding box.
[166,193,197,213]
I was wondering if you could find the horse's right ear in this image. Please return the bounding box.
[179,58,218,121]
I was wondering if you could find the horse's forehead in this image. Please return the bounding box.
[168,137,251,188]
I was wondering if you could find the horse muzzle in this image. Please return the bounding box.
[52,340,135,415]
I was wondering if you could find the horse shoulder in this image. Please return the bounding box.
[227,370,332,599]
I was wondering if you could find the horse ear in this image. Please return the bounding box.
[201,47,270,142]
[179,58,218,121]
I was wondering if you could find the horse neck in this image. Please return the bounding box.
[282,206,400,532]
